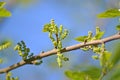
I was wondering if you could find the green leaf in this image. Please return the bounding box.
[0,2,6,8]
[0,8,11,17]
[104,51,111,61]
[100,51,111,66]
[94,31,104,40]
[75,36,88,42]
[111,43,120,66]
[65,70,86,80]
[116,25,120,31]
[93,46,100,53]
[97,8,120,18]
[65,66,100,80]
[42,24,51,32]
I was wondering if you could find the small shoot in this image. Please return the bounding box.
[6,72,19,80]
[43,19,69,67]
[14,41,34,60]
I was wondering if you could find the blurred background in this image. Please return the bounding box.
[0,0,120,80]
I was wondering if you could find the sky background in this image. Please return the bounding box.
[0,0,120,80]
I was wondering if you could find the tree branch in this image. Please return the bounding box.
[0,33,120,74]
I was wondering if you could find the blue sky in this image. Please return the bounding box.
[0,0,119,80]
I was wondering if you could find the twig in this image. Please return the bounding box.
[0,33,120,74]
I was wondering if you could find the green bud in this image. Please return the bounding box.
[7,72,12,77]
[61,29,68,40]
[53,41,57,47]
[101,43,105,51]
[88,31,92,39]
[58,41,62,49]
[59,25,63,35]
[50,19,55,26]
[92,55,99,60]
[18,51,23,56]
[28,53,34,58]
[21,40,25,45]
[54,25,58,34]
[96,26,100,34]
[26,48,30,53]
[57,56,62,67]
[14,45,19,50]
[17,43,22,46]
[93,46,100,53]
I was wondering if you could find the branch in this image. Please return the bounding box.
[0,33,120,74]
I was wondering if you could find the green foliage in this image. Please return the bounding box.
[74,27,112,80]
[0,1,12,65]
[75,36,88,42]
[67,9,120,79]
[92,27,104,40]
[0,3,120,80]
[75,27,104,43]
[97,8,120,18]
[99,51,111,67]
[43,19,69,67]
[0,2,11,17]
[110,70,120,80]
[110,43,120,66]
[100,43,120,80]
[75,27,105,52]
[14,41,34,60]
[65,66,101,80]
[6,72,19,80]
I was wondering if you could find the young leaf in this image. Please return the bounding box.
[97,8,120,18]
[65,70,86,80]
[65,66,100,80]
[100,51,111,66]
[116,25,120,31]
[0,8,11,17]
[111,43,120,66]
[75,36,88,42]
[103,51,111,61]
[42,24,51,32]
[94,31,104,40]
[0,2,6,8]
